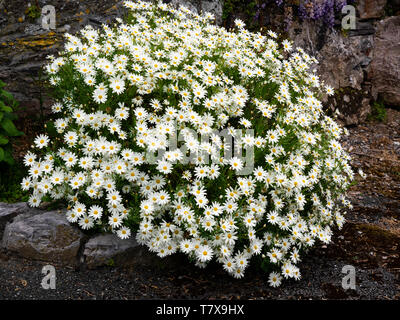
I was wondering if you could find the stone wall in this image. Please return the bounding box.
[284,2,400,125]
[0,0,399,125]
[0,0,125,116]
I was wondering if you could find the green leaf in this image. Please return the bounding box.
[1,118,23,137]
[4,111,17,121]
[0,134,8,145]
[0,147,4,161]
[11,99,19,109]
[3,149,14,165]
[46,121,57,136]
[0,101,13,113]
[0,90,14,101]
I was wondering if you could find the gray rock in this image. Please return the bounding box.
[2,210,84,266]
[0,202,31,238]
[170,0,199,15]
[357,0,387,20]
[360,37,374,53]
[370,16,400,107]
[360,56,372,67]
[317,33,372,91]
[340,97,372,126]
[348,20,376,36]
[83,234,156,269]
[0,202,29,221]
[288,20,378,124]
[288,21,373,91]
[83,233,186,270]
[200,0,223,25]
[23,24,45,36]
[170,0,223,24]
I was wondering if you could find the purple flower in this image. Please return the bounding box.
[298,0,347,28]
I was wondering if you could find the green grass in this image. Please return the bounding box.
[367,100,387,122]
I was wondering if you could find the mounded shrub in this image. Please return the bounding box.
[22,0,353,286]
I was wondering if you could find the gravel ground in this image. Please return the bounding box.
[0,242,398,300]
[0,110,399,300]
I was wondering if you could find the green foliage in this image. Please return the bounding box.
[368,100,387,122]
[384,1,398,17]
[0,80,24,165]
[222,0,257,20]
[107,258,115,267]
[0,162,29,203]
[222,0,258,28]
[25,4,41,21]
[340,26,349,38]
